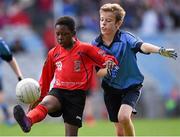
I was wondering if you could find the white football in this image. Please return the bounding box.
[16,78,41,104]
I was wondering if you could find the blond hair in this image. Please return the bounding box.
[100,3,126,22]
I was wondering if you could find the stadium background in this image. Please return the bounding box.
[0,0,180,136]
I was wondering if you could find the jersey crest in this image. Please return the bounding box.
[74,60,81,72]
[56,61,62,71]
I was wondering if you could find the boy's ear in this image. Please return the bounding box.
[116,21,122,28]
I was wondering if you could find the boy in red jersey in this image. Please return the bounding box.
[13,16,118,136]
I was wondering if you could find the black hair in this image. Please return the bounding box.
[55,16,76,35]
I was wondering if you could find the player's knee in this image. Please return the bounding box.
[40,100,50,108]
[118,114,131,125]
[40,95,62,112]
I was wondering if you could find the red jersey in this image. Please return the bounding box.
[39,39,117,100]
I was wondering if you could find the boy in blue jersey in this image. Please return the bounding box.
[0,37,23,125]
[92,3,177,136]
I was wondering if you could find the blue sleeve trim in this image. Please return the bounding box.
[1,54,13,62]
[132,42,143,53]
[133,42,150,54]
[0,40,13,62]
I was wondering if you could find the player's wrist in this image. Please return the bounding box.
[18,76,22,81]
[158,47,165,55]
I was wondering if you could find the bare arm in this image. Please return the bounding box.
[140,43,160,54]
[96,68,108,77]
[141,43,177,59]
[9,57,23,80]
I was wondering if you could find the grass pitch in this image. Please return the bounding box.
[0,118,180,136]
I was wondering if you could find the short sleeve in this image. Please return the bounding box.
[125,32,143,53]
[0,39,13,62]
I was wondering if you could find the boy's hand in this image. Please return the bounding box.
[159,47,177,60]
[104,60,116,69]
[107,65,119,78]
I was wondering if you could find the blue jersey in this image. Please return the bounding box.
[92,30,146,89]
[0,37,13,62]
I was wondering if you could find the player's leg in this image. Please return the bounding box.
[115,113,136,136]
[103,86,124,136]
[118,90,141,136]
[63,89,86,136]
[28,95,61,124]
[0,79,14,125]
[114,122,124,136]
[65,123,79,136]
[84,90,96,127]
[0,91,10,120]
[14,89,62,133]
[118,104,135,136]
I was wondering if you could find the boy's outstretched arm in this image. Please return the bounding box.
[140,43,178,59]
